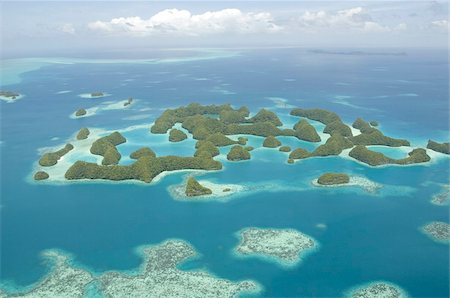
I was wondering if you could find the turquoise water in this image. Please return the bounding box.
[0,48,449,297]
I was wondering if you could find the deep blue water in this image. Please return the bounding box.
[0,48,449,297]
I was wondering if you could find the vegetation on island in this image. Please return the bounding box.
[249,109,282,126]
[350,129,410,147]
[349,145,430,166]
[370,120,379,127]
[185,177,212,196]
[219,108,248,124]
[206,132,237,146]
[427,140,450,155]
[352,118,377,134]
[91,92,104,97]
[0,91,20,99]
[293,119,321,142]
[289,148,310,160]
[279,146,291,152]
[263,136,281,148]
[90,132,126,166]
[76,128,90,140]
[227,145,251,161]
[169,128,188,142]
[317,173,350,185]
[130,147,156,159]
[34,171,49,181]
[245,146,254,151]
[312,133,353,156]
[124,97,133,107]
[238,137,248,145]
[65,154,222,183]
[195,140,220,157]
[290,108,341,125]
[39,144,74,167]
[75,109,87,117]
[323,120,353,137]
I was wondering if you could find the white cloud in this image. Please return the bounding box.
[430,19,450,31]
[297,7,390,33]
[88,8,281,36]
[60,23,76,35]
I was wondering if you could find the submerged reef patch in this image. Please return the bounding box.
[346,281,408,298]
[234,227,318,267]
[421,221,450,244]
[431,185,450,205]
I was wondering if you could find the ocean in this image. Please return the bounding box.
[0,47,448,297]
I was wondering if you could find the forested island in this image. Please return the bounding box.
[32,103,444,183]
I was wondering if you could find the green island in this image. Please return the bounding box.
[227,145,251,161]
[130,147,156,159]
[75,108,87,117]
[317,173,350,185]
[185,177,212,196]
[34,171,49,181]
[263,136,281,148]
[349,145,430,166]
[0,90,20,99]
[279,146,291,152]
[91,92,104,97]
[32,103,437,184]
[39,144,74,167]
[76,128,90,140]
[293,119,321,142]
[90,132,126,166]
[124,97,133,106]
[427,140,450,155]
[169,128,188,142]
[369,120,379,127]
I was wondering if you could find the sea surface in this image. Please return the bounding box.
[0,47,449,297]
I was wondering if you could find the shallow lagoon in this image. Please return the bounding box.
[0,48,449,297]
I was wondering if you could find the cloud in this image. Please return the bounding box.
[297,7,391,33]
[88,8,281,36]
[430,20,450,31]
[60,23,76,35]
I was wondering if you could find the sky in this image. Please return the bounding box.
[0,1,448,58]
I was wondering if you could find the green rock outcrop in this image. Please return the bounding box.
[90,132,126,166]
[352,118,377,134]
[194,140,220,157]
[370,120,379,127]
[289,148,310,160]
[290,108,341,125]
[279,146,291,152]
[219,109,248,124]
[427,140,450,155]
[349,145,430,166]
[169,129,188,142]
[350,129,410,147]
[130,147,156,159]
[245,146,254,151]
[237,137,248,145]
[75,109,87,117]
[76,128,90,140]
[65,155,222,183]
[263,136,281,148]
[227,145,251,161]
[323,120,353,137]
[312,133,353,156]
[206,133,237,146]
[124,97,133,106]
[34,171,49,181]
[225,122,282,137]
[0,91,20,99]
[185,177,212,196]
[249,109,282,126]
[293,119,321,142]
[317,173,350,185]
[91,92,104,97]
[39,144,74,167]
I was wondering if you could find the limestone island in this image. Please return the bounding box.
[234,227,317,267]
[124,97,133,107]
[39,144,74,167]
[169,128,188,142]
[91,92,104,97]
[0,240,260,298]
[34,103,433,185]
[346,281,408,298]
[227,145,251,161]
[34,171,49,181]
[75,108,87,117]
[421,221,450,243]
[263,136,281,148]
[185,177,212,196]
[427,140,450,155]
[0,90,22,102]
[312,175,381,193]
[431,185,450,205]
[76,128,90,140]
[317,173,350,185]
